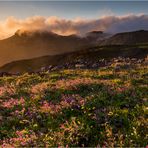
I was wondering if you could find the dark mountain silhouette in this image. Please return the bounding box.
[0,30,93,67]
[0,44,147,73]
[101,30,148,45]
[0,30,148,73]
[85,31,110,44]
[86,31,104,39]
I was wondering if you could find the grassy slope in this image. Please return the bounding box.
[0,59,147,147]
[0,44,148,73]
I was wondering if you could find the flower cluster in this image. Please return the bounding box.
[0,58,147,147]
[1,130,37,147]
[40,94,85,114]
[2,97,25,109]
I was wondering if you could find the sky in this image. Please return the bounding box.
[0,1,148,39]
[0,1,148,19]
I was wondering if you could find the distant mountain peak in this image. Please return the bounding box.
[0,28,90,67]
[85,30,110,42]
[113,30,148,36]
[101,30,148,45]
[86,31,103,36]
[14,29,58,37]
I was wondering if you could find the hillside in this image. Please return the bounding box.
[0,30,90,67]
[101,30,148,45]
[0,57,147,147]
[0,44,148,73]
[0,30,148,68]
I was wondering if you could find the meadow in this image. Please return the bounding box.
[0,58,147,147]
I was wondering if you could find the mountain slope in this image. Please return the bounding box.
[0,44,148,73]
[0,30,148,72]
[101,30,148,45]
[0,30,90,67]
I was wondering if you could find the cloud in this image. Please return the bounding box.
[106,14,148,33]
[0,14,148,39]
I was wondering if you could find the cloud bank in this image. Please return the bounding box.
[0,14,148,39]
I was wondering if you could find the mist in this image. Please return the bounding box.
[0,14,148,39]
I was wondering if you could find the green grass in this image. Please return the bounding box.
[0,61,147,147]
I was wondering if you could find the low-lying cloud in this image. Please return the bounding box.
[0,14,148,39]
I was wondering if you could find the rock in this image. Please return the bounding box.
[75,64,85,69]
[48,65,53,70]
[131,58,137,62]
[92,63,98,68]
[41,67,46,71]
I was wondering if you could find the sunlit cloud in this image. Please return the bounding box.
[0,14,148,39]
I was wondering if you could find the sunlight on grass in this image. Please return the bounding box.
[0,60,147,147]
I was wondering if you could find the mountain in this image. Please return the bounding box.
[86,31,105,38]
[0,30,148,72]
[0,30,91,67]
[0,44,148,73]
[85,31,110,44]
[101,30,148,45]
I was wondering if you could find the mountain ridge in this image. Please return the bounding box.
[101,30,148,45]
[0,44,148,73]
[0,30,148,73]
[0,30,91,67]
